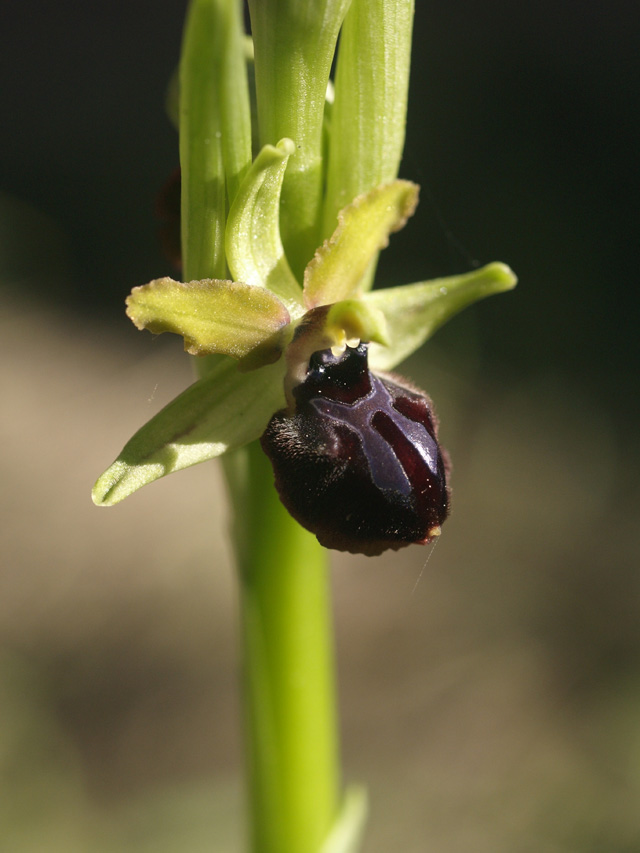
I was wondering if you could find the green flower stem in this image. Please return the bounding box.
[229,442,340,853]
[248,0,350,279]
[180,8,341,849]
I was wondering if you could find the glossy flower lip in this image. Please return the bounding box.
[92,138,516,510]
[262,343,450,556]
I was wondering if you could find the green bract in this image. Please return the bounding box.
[93,153,515,506]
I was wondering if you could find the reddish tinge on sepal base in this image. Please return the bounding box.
[261,343,450,556]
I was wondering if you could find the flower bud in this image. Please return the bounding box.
[261,343,450,555]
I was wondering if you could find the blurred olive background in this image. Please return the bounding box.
[1,2,638,851]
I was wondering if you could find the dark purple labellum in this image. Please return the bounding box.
[261,343,450,556]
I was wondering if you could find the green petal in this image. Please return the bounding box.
[92,357,286,507]
[303,180,418,308]
[225,138,305,316]
[126,277,290,364]
[364,262,517,371]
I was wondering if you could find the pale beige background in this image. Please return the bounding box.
[2,235,637,850]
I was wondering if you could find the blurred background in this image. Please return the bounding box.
[1,1,638,850]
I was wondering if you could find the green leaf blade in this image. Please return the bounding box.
[365,261,518,371]
[323,0,414,241]
[179,0,227,281]
[322,0,414,293]
[248,0,351,278]
[303,181,418,309]
[216,0,253,206]
[92,357,286,506]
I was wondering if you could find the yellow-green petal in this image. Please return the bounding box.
[126,277,291,364]
[303,180,418,308]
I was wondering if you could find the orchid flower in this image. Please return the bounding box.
[92,142,514,521]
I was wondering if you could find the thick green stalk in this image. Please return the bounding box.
[248,0,350,279]
[181,4,341,851]
[228,442,340,853]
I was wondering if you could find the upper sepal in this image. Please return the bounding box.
[225,138,304,315]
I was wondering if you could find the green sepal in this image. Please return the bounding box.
[303,180,419,308]
[319,785,368,853]
[225,138,305,315]
[364,261,518,371]
[92,357,286,507]
[126,277,290,364]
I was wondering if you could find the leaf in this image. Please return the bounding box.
[364,262,518,371]
[179,0,227,281]
[322,0,413,242]
[126,277,290,364]
[225,138,305,315]
[92,357,286,506]
[319,785,368,853]
[303,180,418,308]
[248,0,352,277]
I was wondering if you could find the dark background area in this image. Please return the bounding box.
[2,1,638,420]
[1,2,639,851]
